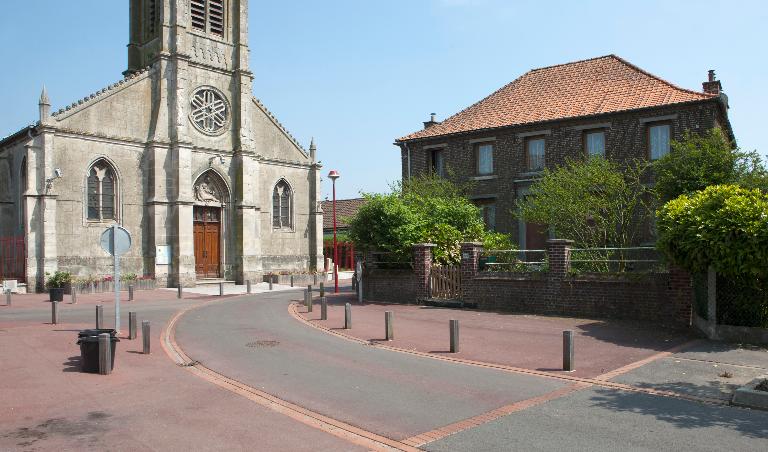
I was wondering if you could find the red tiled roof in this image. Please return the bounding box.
[398,55,716,142]
[321,198,366,230]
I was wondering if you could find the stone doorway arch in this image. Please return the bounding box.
[193,170,230,279]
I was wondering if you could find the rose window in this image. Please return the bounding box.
[190,87,229,135]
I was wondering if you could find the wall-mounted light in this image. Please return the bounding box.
[45,168,63,192]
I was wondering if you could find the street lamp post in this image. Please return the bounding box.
[328,170,340,293]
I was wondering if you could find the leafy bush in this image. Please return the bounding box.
[348,174,487,266]
[45,271,72,289]
[653,128,768,202]
[656,184,768,277]
[518,156,652,248]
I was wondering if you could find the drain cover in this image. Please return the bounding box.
[246,340,279,348]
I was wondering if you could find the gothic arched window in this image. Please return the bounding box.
[272,180,292,229]
[86,160,118,221]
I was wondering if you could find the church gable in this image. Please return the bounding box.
[251,98,309,162]
[52,68,155,142]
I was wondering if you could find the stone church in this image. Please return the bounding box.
[0,0,324,291]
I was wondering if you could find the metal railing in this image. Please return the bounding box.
[569,247,662,273]
[480,249,548,273]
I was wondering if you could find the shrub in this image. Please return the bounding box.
[656,184,768,277]
[348,174,487,266]
[518,156,652,248]
[45,271,72,289]
[653,128,768,202]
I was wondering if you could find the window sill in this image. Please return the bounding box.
[519,170,544,177]
[272,227,295,233]
[471,175,498,181]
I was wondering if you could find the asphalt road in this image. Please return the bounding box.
[174,291,768,450]
[175,291,565,440]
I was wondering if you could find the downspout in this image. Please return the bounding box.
[403,142,412,182]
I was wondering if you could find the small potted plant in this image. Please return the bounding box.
[46,271,72,302]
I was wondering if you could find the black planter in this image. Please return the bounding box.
[49,287,65,302]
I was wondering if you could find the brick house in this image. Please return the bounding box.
[395,55,733,248]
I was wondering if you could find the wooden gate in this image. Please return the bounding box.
[430,266,461,299]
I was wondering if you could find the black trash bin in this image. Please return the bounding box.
[77,330,119,373]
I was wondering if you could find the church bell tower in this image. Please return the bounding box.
[129,0,258,287]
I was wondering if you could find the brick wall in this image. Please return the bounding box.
[362,269,419,303]
[361,242,693,329]
[400,101,726,240]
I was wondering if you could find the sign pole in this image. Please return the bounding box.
[113,224,121,333]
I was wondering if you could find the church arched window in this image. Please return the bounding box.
[272,180,292,229]
[86,159,118,221]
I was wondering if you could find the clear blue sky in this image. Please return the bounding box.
[1,0,766,200]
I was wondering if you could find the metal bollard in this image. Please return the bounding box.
[290,275,294,287]
[51,301,59,325]
[450,319,460,353]
[358,278,363,305]
[385,311,394,341]
[128,284,134,301]
[177,285,183,299]
[269,278,273,291]
[219,282,224,296]
[320,297,327,320]
[246,280,252,294]
[320,282,325,298]
[142,321,151,354]
[98,333,112,375]
[344,303,352,329]
[71,287,77,304]
[5,289,10,307]
[96,305,104,329]
[563,330,575,371]
[313,273,318,285]
[128,312,137,340]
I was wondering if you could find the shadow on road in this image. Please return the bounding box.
[588,387,768,438]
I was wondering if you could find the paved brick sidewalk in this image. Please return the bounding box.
[301,292,694,379]
[0,293,365,451]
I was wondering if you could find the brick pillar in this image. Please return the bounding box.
[546,239,573,279]
[460,242,483,303]
[668,265,693,328]
[413,243,436,301]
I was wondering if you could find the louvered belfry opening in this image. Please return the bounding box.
[191,0,207,32]
[191,0,225,37]
[209,0,224,36]
[148,0,157,35]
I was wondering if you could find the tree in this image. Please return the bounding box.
[517,157,652,249]
[653,128,768,202]
[656,184,768,277]
[348,174,505,266]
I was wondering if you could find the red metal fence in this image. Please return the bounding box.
[323,241,356,271]
[0,236,26,282]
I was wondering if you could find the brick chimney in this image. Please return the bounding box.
[702,69,722,95]
[423,112,438,129]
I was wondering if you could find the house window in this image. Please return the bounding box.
[86,160,118,221]
[272,180,292,229]
[585,130,605,157]
[431,149,445,177]
[475,199,496,230]
[476,143,494,175]
[649,123,671,160]
[191,0,225,37]
[526,137,545,172]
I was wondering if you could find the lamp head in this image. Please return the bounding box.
[327,170,340,181]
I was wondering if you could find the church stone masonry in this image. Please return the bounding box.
[0,0,324,291]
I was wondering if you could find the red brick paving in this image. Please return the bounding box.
[300,293,694,379]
